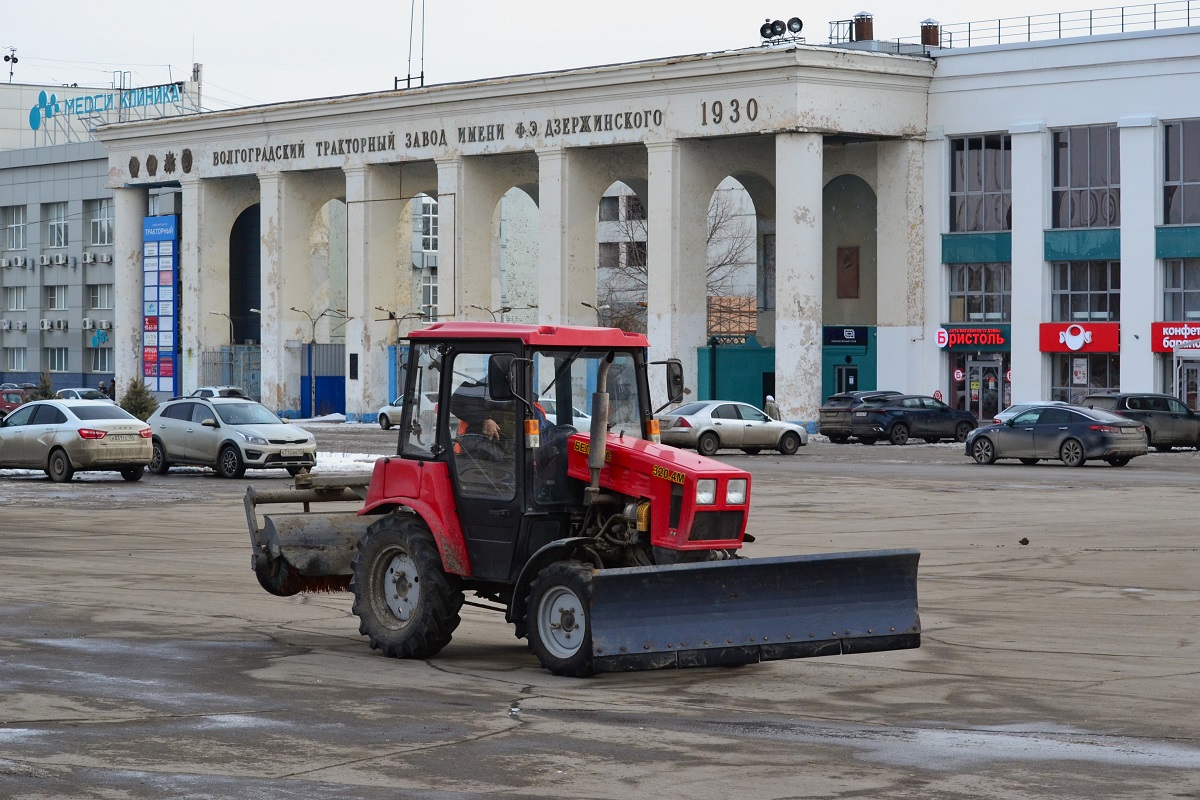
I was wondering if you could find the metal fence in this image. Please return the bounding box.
[199,345,262,400]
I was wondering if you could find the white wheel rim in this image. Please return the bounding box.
[384,552,420,624]
[537,585,585,659]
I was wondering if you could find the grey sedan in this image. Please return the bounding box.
[965,404,1147,467]
[657,400,808,456]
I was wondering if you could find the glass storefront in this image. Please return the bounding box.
[948,352,1010,422]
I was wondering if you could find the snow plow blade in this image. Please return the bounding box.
[588,549,920,673]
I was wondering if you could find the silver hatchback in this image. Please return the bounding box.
[147,397,316,478]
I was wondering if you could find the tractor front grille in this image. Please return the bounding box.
[688,510,744,541]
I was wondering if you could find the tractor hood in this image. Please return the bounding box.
[565,432,752,551]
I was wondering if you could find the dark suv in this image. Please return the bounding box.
[1081,392,1200,451]
[818,390,901,443]
[849,394,978,446]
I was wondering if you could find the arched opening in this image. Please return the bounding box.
[595,180,648,331]
[228,204,260,345]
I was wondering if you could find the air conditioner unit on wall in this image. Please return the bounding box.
[98,320,112,330]
[98,254,113,264]
[1,320,10,331]
[0,259,9,268]
[38,255,50,267]
[82,318,95,330]
[82,252,96,264]
[15,320,27,331]
[11,257,25,268]
[53,319,68,331]
[40,319,52,330]
[53,254,67,266]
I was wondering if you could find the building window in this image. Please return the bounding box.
[598,242,619,270]
[1052,261,1120,322]
[45,202,69,248]
[623,195,646,221]
[1052,125,1120,229]
[949,134,1011,232]
[1164,120,1200,225]
[1051,354,1119,404]
[6,347,25,371]
[46,285,69,311]
[88,198,114,246]
[948,263,1011,322]
[412,194,439,270]
[598,196,619,222]
[3,205,26,251]
[1163,259,1200,320]
[90,347,113,373]
[46,347,68,373]
[626,241,647,269]
[420,273,438,321]
[5,286,25,311]
[88,283,114,310]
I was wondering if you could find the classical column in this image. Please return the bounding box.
[537,148,604,326]
[257,173,298,414]
[1118,115,1159,391]
[1009,122,1051,401]
[435,158,461,321]
[177,174,202,393]
[645,141,708,400]
[876,138,927,392]
[113,186,148,394]
[773,132,824,424]
[344,165,403,421]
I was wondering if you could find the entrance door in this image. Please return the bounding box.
[835,365,859,394]
[967,360,1003,422]
[1181,362,1200,410]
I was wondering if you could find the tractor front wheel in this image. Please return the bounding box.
[526,560,595,677]
[350,515,463,660]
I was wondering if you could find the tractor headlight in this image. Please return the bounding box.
[725,478,747,505]
[696,479,717,505]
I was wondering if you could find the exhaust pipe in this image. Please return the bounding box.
[586,353,613,503]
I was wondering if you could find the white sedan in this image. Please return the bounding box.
[657,400,808,456]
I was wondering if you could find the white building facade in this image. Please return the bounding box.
[87,22,1200,423]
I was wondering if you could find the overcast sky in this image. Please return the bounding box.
[2,1,1142,110]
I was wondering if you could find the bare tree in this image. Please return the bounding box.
[596,189,756,334]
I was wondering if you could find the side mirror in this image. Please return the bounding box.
[201,418,219,428]
[487,353,515,401]
[665,359,684,404]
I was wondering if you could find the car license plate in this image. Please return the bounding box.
[281,448,304,457]
[854,411,867,417]
[1121,428,1138,435]
[108,434,136,442]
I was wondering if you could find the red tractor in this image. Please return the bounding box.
[245,322,920,676]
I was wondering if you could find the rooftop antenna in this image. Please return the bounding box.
[397,0,425,90]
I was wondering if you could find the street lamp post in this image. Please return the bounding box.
[581,301,610,323]
[209,310,234,345]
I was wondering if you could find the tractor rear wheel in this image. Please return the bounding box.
[351,515,463,660]
[527,560,595,677]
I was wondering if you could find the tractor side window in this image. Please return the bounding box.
[400,343,442,460]
[447,351,517,500]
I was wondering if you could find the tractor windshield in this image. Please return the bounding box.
[532,349,646,441]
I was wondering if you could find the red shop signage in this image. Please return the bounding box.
[1150,322,1200,353]
[1039,322,1120,353]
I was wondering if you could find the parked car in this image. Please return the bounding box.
[818,390,902,443]
[55,387,116,403]
[1,388,28,419]
[377,391,438,430]
[966,404,1147,467]
[538,397,592,429]
[993,400,1068,425]
[657,400,808,455]
[147,396,316,478]
[849,394,977,445]
[1081,392,1200,451]
[190,385,248,399]
[0,399,152,482]
[0,382,36,391]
